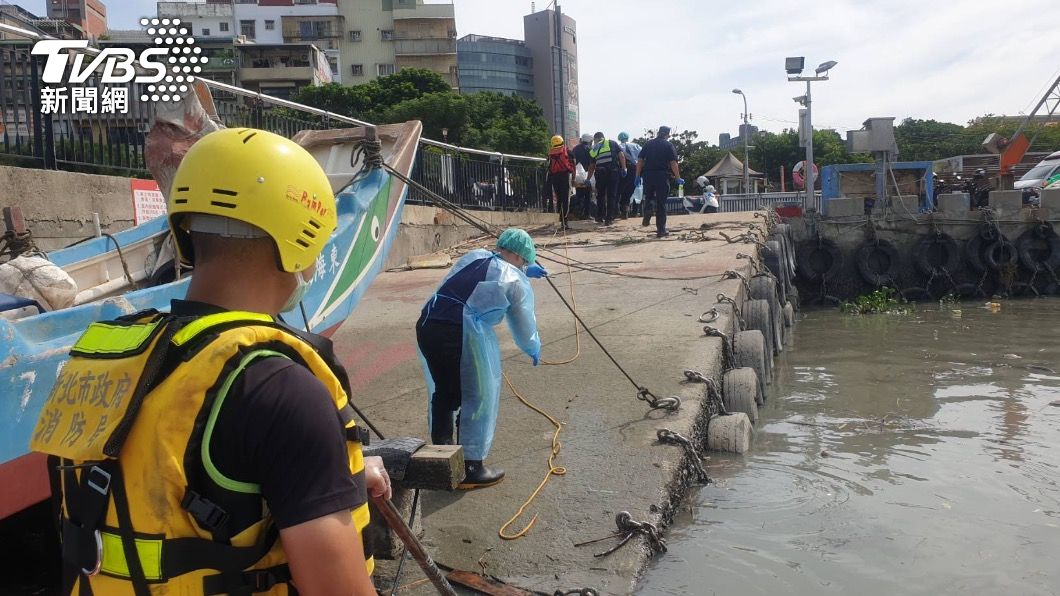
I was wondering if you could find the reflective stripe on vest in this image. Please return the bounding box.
[589,140,614,166]
[34,311,373,594]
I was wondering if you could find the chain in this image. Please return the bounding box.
[722,269,752,295]
[683,369,729,418]
[715,293,744,330]
[736,252,763,274]
[636,387,681,411]
[591,512,667,558]
[940,266,959,295]
[701,327,734,370]
[657,428,710,484]
[974,268,990,298]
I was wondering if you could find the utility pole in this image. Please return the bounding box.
[732,88,750,194]
[786,57,837,211]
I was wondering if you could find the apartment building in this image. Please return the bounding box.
[335,0,456,87]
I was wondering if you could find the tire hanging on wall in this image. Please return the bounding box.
[855,240,901,287]
[733,330,768,403]
[1016,227,1060,273]
[913,234,961,277]
[723,367,760,423]
[984,239,1018,271]
[797,238,843,282]
[900,286,932,302]
[743,299,775,376]
[965,233,988,274]
[749,275,785,351]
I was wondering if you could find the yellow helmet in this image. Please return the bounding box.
[168,128,336,273]
[550,135,564,148]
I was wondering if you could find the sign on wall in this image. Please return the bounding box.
[130,179,167,225]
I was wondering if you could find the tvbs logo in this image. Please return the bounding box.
[32,40,167,85]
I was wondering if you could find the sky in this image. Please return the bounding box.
[15,0,1060,147]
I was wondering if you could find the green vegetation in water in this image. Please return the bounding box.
[840,287,912,315]
[938,293,960,307]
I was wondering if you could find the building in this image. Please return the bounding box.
[47,0,107,39]
[719,123,759,151]
[232,0,343,83]
[456,34,533,99]
[335,0,457,87]
[236,42,331,100]
[157,2,239,92]
[523,5,578,139]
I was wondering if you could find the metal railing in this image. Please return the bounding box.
[718,191,821,213]
[0,35,549,212]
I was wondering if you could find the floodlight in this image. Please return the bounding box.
[785,57,805,75]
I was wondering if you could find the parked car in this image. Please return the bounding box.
[1015,150,1060,190]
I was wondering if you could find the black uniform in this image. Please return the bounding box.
[639,137,679,234]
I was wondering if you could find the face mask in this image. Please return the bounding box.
[280,270,310,313]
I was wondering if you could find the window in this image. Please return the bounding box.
[219,22,229,32]
[202,27,210,36]
[265,20,275,31]
[351,64,364,76]
[239,20,255,39]
[380,29,393,41]
[299,20,327,39]
[348,30,361,42]
[377,63,395,76]
[328,57,338,76]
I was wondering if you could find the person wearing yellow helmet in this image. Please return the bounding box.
[546,134,575,230]
[33,128,385,595]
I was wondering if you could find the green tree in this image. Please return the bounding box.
[288,71,548,154]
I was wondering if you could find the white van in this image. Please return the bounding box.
[1015,150,1060,190]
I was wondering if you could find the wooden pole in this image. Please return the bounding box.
[370,495,457,596]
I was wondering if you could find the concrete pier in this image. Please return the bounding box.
[333,213,768,594]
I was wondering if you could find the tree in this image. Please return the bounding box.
[288,71,549,155]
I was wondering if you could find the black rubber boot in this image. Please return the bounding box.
[458,460,504,490]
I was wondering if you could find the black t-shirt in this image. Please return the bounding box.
[572,143,592,168]
[172,300,365,530]
[639,137,678,172]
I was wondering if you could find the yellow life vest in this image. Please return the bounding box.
[30,309,373,595]
[588,139,614,166]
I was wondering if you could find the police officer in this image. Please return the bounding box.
[586,132,628,226]
[31,128,385,595]
[637,126,683,238]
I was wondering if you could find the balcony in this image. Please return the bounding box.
[393,3,454,20]
[236,45,319,84]
[394,38,455,56]
[281,15,343,42]
[157,2,233,18]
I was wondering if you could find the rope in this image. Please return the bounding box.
[497,373,567,540]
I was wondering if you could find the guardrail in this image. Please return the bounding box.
[0,29,548,213]
[719,191,821,213]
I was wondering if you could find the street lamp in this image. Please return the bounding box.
[786,57,838,210]
[732,88,750,194]
[441,127,449,143]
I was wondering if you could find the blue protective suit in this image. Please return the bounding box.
[418,249,541,460]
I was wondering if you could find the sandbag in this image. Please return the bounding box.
[0,256,77,311]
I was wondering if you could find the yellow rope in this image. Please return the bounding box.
[498,227,578,540]
[542,228,581,366]
[497,372,567,540]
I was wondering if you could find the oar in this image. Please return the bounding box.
[370,494,457,596]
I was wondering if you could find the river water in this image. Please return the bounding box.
[637,299,1060,596]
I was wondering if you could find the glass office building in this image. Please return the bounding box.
[457,34,534,99]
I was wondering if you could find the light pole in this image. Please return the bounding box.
[786,57,837,211]
[732,88,750,194]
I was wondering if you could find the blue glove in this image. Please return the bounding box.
[531,352,540,366]
[525,264,549,279]
[620,168,628,178]
[676,177,685,185]
[635,176,642,187]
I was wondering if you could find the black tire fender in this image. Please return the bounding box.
[743,299,775,379]
[855,240,900,287]
[1016,228,1060,272]
[901,286,932,302]
[797,238,843,282]
[984,239,1018,271]
[965,234,987,274]
[913,234,961,276]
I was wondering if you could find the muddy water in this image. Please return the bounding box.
[637,299,1060,596]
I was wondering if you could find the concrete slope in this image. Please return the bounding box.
[333,213,761,594]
